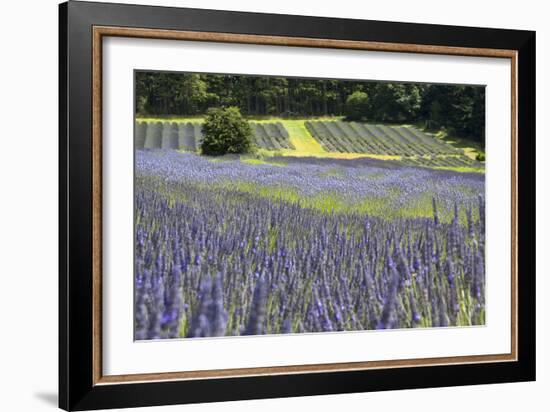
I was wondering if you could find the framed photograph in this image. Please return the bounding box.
[59,1,535,410]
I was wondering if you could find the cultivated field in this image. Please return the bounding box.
[305,121,481,169]
[135,118,484,172]
[134,72,487,341]
[134,150,485,339]
[136,121,294,152]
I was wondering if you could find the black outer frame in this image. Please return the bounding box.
[59,1,536,410]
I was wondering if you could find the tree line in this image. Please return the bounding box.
[136,71,485,143]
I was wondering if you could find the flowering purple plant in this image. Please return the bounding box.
[134,150,485,339]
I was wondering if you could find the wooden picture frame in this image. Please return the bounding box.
[59,1,535,410]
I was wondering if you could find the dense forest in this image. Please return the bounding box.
[136,71,485,143]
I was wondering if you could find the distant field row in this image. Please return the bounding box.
[135,119,484,171]
[135,121,293,152]
[305,121,458,156]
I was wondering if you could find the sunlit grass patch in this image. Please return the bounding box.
[282,120,326,154]
[434,129,486,161]
[229,181,302,204]
[240,157,287,167]
[431,165,485,174]
[222,181,478,224]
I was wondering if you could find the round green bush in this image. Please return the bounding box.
[200,107,254,155]
[476,152,486,162]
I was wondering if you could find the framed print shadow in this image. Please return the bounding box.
[59,1,536,410]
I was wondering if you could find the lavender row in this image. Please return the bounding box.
[250,123,294,150]
[304,121,477,168]
[135,121,293,152]
[134,151,485,339]
[136,150,484,222]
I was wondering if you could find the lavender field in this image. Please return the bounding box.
[134,150,485,340]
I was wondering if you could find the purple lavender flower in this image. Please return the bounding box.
[244,277,267,335]
[134,150,485,338]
